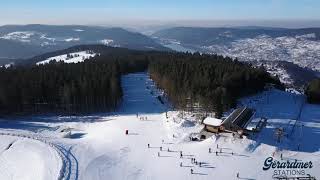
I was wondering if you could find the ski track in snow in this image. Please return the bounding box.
[0,131,78,180]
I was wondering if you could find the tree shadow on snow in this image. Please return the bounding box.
[238,177,256,180]
[0,120,52,132]
[68,133,86,139]
[246,120,320,153]
[192,172,208,176]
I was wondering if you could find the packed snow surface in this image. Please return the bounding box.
[36,51,96,65]
[0,135,61,180]
[0,72,319,180]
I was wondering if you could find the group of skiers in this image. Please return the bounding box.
[148,141,243,177]
[136,113,148,121]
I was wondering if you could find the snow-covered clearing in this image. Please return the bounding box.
[0,72,319,179]
[99,39,114,46]
[0,31,35,42]
[64,38,80,42]
[36,51,96,65]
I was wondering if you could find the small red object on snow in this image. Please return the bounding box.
[125,129,129,135]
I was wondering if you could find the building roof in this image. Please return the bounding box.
[203,117,223,126]
[222,107,254,129]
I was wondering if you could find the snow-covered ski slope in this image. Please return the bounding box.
[0,72,319,180]
[36,51,96,65]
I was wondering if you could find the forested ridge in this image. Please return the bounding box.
[0,61,122,115]
[148,54,283,117]
[0,45,283,115]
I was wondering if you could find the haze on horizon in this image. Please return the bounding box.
[1,0,320,28]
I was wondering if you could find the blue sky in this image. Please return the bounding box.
[0,0,319,26]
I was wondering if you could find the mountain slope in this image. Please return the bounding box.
[0,24,169,61]
[153,27,320,72]
[153,27,320,45]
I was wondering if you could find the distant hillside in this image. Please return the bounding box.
[153,27,320,72]
[0,24,169,62]
[253,60,318,88]
[153,27,320,45]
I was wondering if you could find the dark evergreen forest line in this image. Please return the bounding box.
[0,46,283,115]
[148,54,283,117]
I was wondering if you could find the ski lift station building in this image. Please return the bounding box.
[203,107,254,134]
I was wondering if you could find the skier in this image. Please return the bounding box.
[180,151,183,158]
[160,146,162,151]
[190,169,193,174]
[217,144,219,149]
[237,172,239,178]
[216,151,218,156]
[158,152,160,157]
[220,148,222,153]
[209,148,211,153]
[148,144,150,148]
[167,148,170,152]
[280,153,283,160]
[231,152,234,155]
[180,162,182,167]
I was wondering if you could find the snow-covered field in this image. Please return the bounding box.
[36,51,96,65]
[0,72,319,180]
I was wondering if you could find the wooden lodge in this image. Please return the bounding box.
[203,107,254,135]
